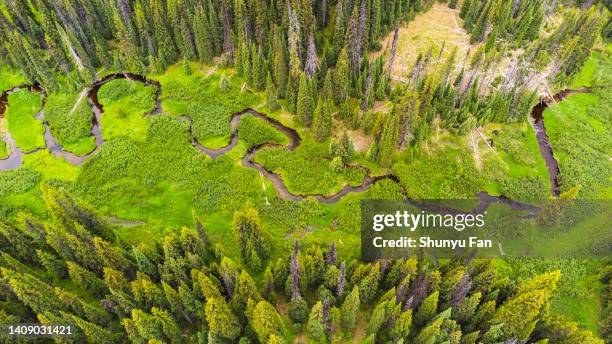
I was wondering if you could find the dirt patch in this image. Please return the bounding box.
[352,316,367,344]
[332,119,373,152]
[469,129,482,171]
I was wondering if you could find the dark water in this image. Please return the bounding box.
[0,74,162,169]
[0,74,583,209]
[0,85,41,170]
[530,87,592,197]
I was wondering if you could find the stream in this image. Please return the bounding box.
[0,74,588,212]
[530,87,592,196]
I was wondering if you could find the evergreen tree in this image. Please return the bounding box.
[286,76,297,113]
[415,291,439,326]
[312,97,332,141]
[333,47,350,105]
[377,114,399,167]
[266,72,279,112]
[251,300,284,342]
[193,4,213,64]
[492,271,560,339]
[0,268,63,314]
[306,301,327,341]
[296,73,315,127]
[205,297,241,340]
[341,286,360,330]
[273,29,289,98]
[234,205,270,270]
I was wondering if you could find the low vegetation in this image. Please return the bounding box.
[44,93,96,155]
[5,89,45,152]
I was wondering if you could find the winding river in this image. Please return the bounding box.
[530,87,592,197]
[0,73,587,212]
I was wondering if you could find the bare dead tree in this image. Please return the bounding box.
[387,25,400,79]
[451,272,472,308]
[290,240,301,300]
[326,242,337,265]
[337,261,346,298]
[220,0,233,62]
[304,33,320,76]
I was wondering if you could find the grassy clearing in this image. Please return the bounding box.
[544,50,612,198]
[392,122,550,203]
[236,114,289,147]
[372,3,470,78]
[156,62,258,148]
[44,92,96,155]
[254,135,367,196]
[97,78,157,141]
[5,89,45,152]
[0,67,25,90]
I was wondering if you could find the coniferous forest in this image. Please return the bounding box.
[0,0,611,343]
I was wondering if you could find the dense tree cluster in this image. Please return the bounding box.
[460,0,545,45]
[0,0,430,94]
[0,187,606,342]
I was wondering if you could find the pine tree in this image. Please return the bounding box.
[286,76,297,113]
[396,88,421,146]
[370,0,382,47]
[390,309,412,341]
[333,47,350,105]
[231,271,262,315]
[296,73,315,127]
[307,301,327,341]
[304,33,320,76]
[346,5,362,72]
[289,295,309,323]
[0,268,63,314]
[193,4,213,64]
[492,271,560,339]
[273,29,289,98]
[251,300,284,342]
[93,237,131,273]
[266,72,279,112]
[234,204,270,270]
[312,97,332,141]
[377,114,399,167]
[414,316,444,344]
[132,245,158,279]
[206,297,241,340]
[251,45,264,90]
[414,291,439,326]
[341,286,360,330]
[67,261,107,296]
[69,314,114,343]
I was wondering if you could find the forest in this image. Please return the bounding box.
[0,0,611,342]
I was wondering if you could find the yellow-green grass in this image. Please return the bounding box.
[98,78,157,141]
[156,61,261,149]
[540,49,611,198]
[62,136,97,156]
[0,67,25,90]
[392,123,549,202]
[44,92,97,156]
[373,3,470,79]
[5,89,45,152]
[0,139,7,159]
[253,135,367,196]
[23,150,79,182]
